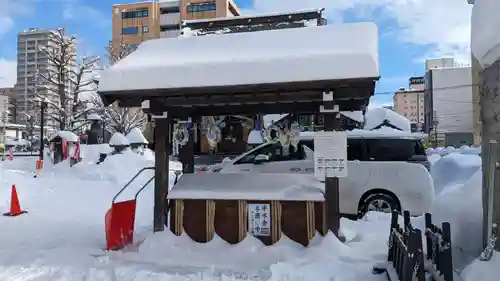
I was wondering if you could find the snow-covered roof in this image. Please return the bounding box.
[182,8,323,25]
[168,173,324,201]
[341,111,364,123]
[363,108,411,132]
[247,130,263,144]
[471,0,500,67]
[109,132,130,146]
[98,22,379,92]
[49,131,79,142]
[125,128,148,144]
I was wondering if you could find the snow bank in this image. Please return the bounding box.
[431,153,481,195]
[427,146,481,156]
[98,22,379,92]
[471,0,500,67]
[428,169,483,270]
[126,128,148,144]
[109,132,130,146]
[363,108,411,131]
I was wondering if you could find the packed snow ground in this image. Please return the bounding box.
[0,145,493,280]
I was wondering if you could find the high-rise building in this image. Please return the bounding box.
[423,59,474,146]
[111,0,240,46]
[15,28,77,127]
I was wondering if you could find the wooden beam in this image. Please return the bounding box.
[154,116,171,232]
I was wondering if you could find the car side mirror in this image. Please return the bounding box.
[253,154,270,164]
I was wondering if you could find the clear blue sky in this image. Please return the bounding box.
[0,0,473,108]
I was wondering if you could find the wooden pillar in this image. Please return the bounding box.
[179,120,195,174]
[321,91,343,240]
[154,114,171,232]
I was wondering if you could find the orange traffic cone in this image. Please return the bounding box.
[3,185,27,216]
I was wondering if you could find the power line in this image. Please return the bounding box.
[375,83,479,96]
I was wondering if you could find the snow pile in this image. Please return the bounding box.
[247,130,263,144]
[471,0,500,67]
[427,146,481,156]
[80,144,111,163]
[363,108,411,131]
[431,153,481,195]
[428,169,483,270]
[109,132,130,146]
[126,128,148,144]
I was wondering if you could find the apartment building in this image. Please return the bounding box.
[423,59,474,146]
[15,28,76,127]
[0,87,15,123]
[393,88,425,131]
[111,1,160,49]
[111,0,240,45]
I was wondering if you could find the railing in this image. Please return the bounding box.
[373,210,454,281]
[424,213,453,281]
[112,167,155,204]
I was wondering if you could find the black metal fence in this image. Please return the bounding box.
[373,210,453,281]
[424,213,453,281]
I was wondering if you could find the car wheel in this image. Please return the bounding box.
[359,193,400,217]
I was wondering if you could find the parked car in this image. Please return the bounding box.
[207,130,434,217]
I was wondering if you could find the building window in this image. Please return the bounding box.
[186,2,216,13]
[122,27,139,35]
[142,25,149,33]
[121,9,148,19]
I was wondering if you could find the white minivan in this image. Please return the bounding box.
[207,130,435,217]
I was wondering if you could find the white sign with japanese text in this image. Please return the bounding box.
[248,203,271,236]
[313,131,348,179]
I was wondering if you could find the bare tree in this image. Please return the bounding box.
[92,41,146,135]
[35,28,101,132]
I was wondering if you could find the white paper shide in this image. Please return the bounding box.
[313,131,348,179]
[248,203,271,236]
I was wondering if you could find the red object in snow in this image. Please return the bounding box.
[3,184,27,216]
[105,200,137,250]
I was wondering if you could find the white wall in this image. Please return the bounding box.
[431,67,474,133]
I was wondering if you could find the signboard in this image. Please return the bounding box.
[248,203,270,236]
[313,131,348,179]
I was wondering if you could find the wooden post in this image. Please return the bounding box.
[321,91,342,240]
[153,114,171,232]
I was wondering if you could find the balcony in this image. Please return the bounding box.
[160,30,180,38]
[160,13,180,27]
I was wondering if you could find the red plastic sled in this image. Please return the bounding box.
[105,167,155,251]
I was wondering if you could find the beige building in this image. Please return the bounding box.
[15,28,76,127]
[111,0,240,47]
[393,88,425,125]
[0,87,15,123]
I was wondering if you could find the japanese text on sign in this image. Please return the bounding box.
[248,203,271,236]
[313,131,348,179]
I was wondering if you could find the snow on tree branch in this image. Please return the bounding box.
[90,41,146,135]
[34,28,102,132]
